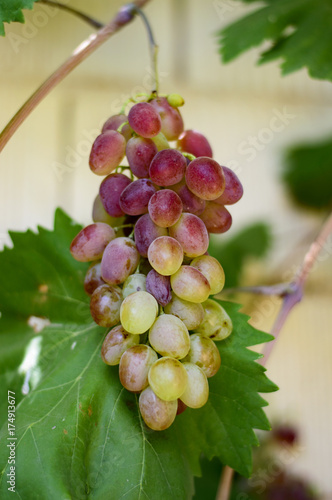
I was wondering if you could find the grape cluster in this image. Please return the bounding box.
[70,93,243,431]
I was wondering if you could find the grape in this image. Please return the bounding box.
[139,387,177,431]
[99,173,132,218]
[90,284,122,327]
[119,345,158,392]
[128,102,161,138]
[120,291,158,334]
[148,236,183,276]
[148,189,183,228]
[134,214,168,258]
[169,213,209,258]
[151,132,170,151]
[197,299,233,341]
[92,194,125,227]
[126,137,158,178]
[84,261,105,295]
[190,255,225,295]
[149,149,187,186]
[148,357,188,401]
[122,273,147,298]
[171,180,206,215]
[101,237,139,285]
[146,269,172,306]
[101,325,139,365]
[167,94,185,108]
[170,266,211,303]
[102,113,132,141]
[180,363,209,408]
[184,334,221,377]
[89,130,126,175]
[199,203,232,234]
[214,166,243,205]
[70,223,115,262]
[149,96,184,141]
[149,314,190,359]
[164,295,204,330]
[185,157,225,201]
[119,179,158,216]
[177,130,213,158]
[176,399,187,415]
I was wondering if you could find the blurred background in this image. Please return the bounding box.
[0,0,331,497]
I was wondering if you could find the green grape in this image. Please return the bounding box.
[148,236,183,276]
[190,255,225,295]
[196,299,233,341]
[170,265,210,303]
[122,273,147,299]
[184,333,221,377]
[101,325,139,366]
[180,363,209,408]
[120,291,158,334]
[149,314,190,359]
[119,345,158,392]
[167,93,185,107]
[148,357,188,401]
[151,132,170,151]
[139,387,178,431]
[164,294,204,330]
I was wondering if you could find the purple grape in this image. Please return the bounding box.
[177,129,213,158]
[169,213,209,258]
[171,180,206,215]
[146,269,172,306]
[214,166,243,205]
[70,223,115,262]
[99,173,132,218]
[200,203,232,234]
[149,96,184,141]
[89,131,126,176]
[128,102,161,138]
[134,214,168,257]
[119,179,158,216]
[102,113,132,141]
[185,157,225,200]
[148,189,183,228]
[101,237,140,285]
[126,137,158,178]
[149,149,187,186]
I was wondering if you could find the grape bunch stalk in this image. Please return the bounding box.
[70,92,243,431]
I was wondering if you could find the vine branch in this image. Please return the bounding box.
[38,0,105,29]
[0,0,152,153]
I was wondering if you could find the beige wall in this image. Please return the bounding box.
[1,0,332,495]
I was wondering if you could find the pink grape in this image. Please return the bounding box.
[84,261,105,295]
[177,130,213,158]
[126,137,158,178]
[149,149,187,186]
[119,345,158,392]
[92,194,125,227]
[146,269,172,306]
[184,334,221,378]
[170,266,211,303]
[70,223,115,262]
[185,157,225,201]
[148,189,183,228]
[101,237,139,285]
[139,387,177,431]
[148,236,184,276]
[149,96,184,141]
[169,213,209,258]
[214,166,243,205]
[99,173,132,218]
[102,113,132,141]
[119,179,158,216]
[171,180,206,215]
[134,214,168,257]
[190,255,225,295]
[128,102,161,138]
[90,284,122,327]
[101,325,139,366]
[89,130,126,175]
[200,203,232,234]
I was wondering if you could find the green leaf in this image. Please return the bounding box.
[208,223,271,288]
[283,136,332,210]
[218,0,332,82]
[0,210,277,498]
[0,0,37,36]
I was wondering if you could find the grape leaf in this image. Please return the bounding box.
[283,136,332,210]
[0,209,277,499]
[218,0,332,82]
[0,1,37,36]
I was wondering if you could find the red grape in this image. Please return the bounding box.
[128,102,161,138]
[89,130,126,175]
[119,179,158,216]
[101,237,139,285]
[149,149,187,186]
[169,213,209,258]
[146,269,172,306]
[99,173,132,218]
[177,130,213,158]
[185,157,225,200]
[90,284,122,327]
[149,96,184,141]
[84,261,105,295]
[171,179,206,215]
[148,189,183,228]
[102,113,132,141]
[126,137,158,178]
[70,223,115,262]
[213,166,243,205]
[134,213,168,257]
[200,203,232,234]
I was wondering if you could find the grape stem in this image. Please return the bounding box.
[37,0,105,29]
[216,210,332,500]
[0,0,152,153]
